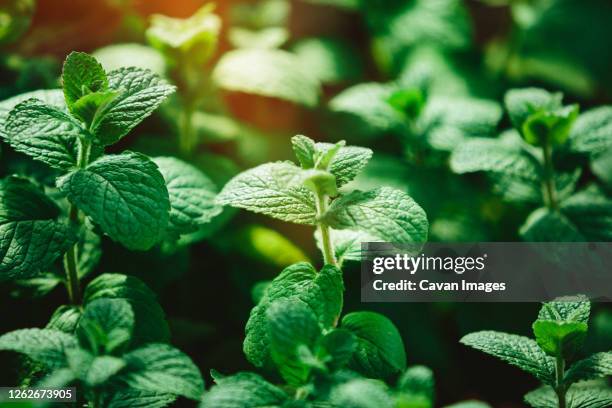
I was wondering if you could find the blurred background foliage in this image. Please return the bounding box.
[0,0,610,406]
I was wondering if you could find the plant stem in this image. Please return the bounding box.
[63,205,81,305]
[179,104,195,156]
[315,189,338,268]
[555,355,566,408]
[542,135,558,211]
[62,139,91,304]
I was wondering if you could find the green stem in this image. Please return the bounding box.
[62,139,91,304]
[555,355,566,408]
[179,104,195,156]
[542,135,558,211]
[315,189,338,268]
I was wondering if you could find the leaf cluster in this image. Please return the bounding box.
[461,296,612,408]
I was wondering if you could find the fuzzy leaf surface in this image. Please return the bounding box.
[460,331,555,384]
[84,273,170,345]
[0,176,75,280]
[76,298,134,355]
[200,372,287,408]
[0,328,77,369]
[244,263,343,368]
[341,311,407,378]
[119,343,204,400]
[564,352,612,385]
[154,157,221,237]
[4,98,82,170]
[90,67,175,145]
[62,51,108,110]
[324,187,428,245]
[217,162,316,224]
[568,106,612,156]
[57,151,170,250]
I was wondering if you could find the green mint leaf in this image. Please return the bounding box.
[76,298,135,355]
[504,88,562,131]
[200,372,288,408]
[568,106,612,156]
[0,89,66,138]
[329,82,408,139]
[70,90,119,125]
[37,368,76,389]
[520,208,585,242]
[47,305,82,333]
[90,67,175,146]
[267,298,322,385]
[292,135,372,187]
[523,385,561,408]
[532,320,587,358]
[592,147,612,186]
[323,187,428,245]
[62,51,108,111]
[118,343,204,400]
[460,331,555,384]
[146,4,221,67]
[330,378,394,408]
[213,49,321,107]
[561,185,612,241]
[291,37,364,84]
[291,135,317,169]
[564,352,612,385]
[450,138,542,184]
[0,328,77,369]
[85,355,126,386]
[84,273,170,346]
[320,329,356,372]
[0,176,75,280]
[153,157,222,238]
[244,262,343,368]
[397,365,435,402]
[314,140,345,170]
[363,0,471,52]
[57,151,170,250]
[216,162,316,225]
[64,348,126,387]
[103,390,175,408]
[420,97,502,152]
[4,98,83,170]
[316,142,372,187]
[525,383,612,408]
[537,295,591,323]
[522,104,579,146]
[387,88,426,120]
[341,311,407,378]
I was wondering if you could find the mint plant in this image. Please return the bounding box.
[202,135,490,407]
[146,4,221,155]
[461,296,612,408]
[0,51,221,406]
[450,88,612,241]
[329,81,502,159]
[0,51,221,300]
[0,295,203,406]
[217,134,428,265]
